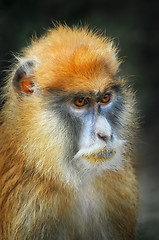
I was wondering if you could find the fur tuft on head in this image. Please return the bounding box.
[14,24,121,92]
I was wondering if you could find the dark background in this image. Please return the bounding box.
[0,0,159,239]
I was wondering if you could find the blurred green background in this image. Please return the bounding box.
[0,0,159,239]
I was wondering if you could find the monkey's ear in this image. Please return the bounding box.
[13,60,38,95]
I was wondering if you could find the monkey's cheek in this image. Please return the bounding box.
[82,151,115,163]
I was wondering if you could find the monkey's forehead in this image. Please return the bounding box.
[22,25,120,92]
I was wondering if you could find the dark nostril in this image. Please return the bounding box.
[97,133,113,142]
[97,133,107,142]
[110,134,113,142]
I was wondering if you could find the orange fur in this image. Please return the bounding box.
[22,25,120,92]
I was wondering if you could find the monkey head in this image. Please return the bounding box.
[6,25,136,186]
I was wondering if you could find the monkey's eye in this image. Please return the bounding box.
[101,93,111,104]
[74,97,89,107]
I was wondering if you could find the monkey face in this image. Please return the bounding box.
[45,84,128,183]
[69,89,123,162]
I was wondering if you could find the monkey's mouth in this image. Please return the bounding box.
[82,150,115,162]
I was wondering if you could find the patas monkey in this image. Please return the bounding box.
[0,24,138,240]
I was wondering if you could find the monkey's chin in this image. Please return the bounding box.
[67,139,126,184]
[82,150,115,163]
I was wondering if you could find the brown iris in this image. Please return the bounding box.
[101,93,111,104]
[75,97,88,107]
